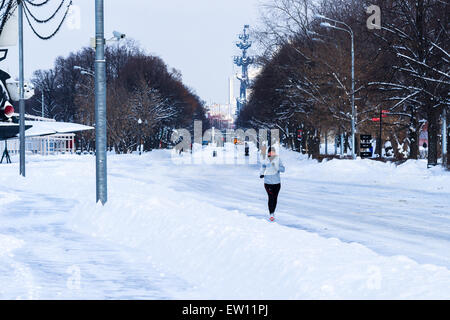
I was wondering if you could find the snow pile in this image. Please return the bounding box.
[0,194,25,259]
[0,234,37,299]
[68,150,450,299]
[0,191,20,206]
[281,150,450,193]
[0,234,23,257]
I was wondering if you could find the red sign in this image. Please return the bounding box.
[373,110,390,121]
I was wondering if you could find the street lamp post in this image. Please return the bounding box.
[94,0,107,204]
[443,107,447,167]
[41,89,44,118]
[317,15,356,159]
[137,118,142,155]
[76,2,124,204]
[74,65,95,77]
[74,25,124,204]
[18,0,25,176]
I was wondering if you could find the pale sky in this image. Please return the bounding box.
[1,0,262,105]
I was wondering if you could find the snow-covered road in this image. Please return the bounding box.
[160,153,450,268]
[1,146,450,299]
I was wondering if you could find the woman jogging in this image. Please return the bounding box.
[260,146,285,221]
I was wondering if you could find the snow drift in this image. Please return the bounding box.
[68,150,450,299]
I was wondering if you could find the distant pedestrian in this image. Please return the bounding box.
[260,146,285,221]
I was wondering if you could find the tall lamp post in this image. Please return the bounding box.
[443,107,447,167]
[137,118,142,155]
[18,0,25,176]
[93,0,125,204]
[39,86,46,118]
[94,0,107,204]
[75,17,125,204]
[317,15,356,159]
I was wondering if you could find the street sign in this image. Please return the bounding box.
[373,110,390,121]
[359,134,372,158]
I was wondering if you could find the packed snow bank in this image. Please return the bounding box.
[68,166,450,299]
[0,234,37,299]
[0,234,24,257]
[281,150,450,193]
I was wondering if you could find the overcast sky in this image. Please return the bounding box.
[1,0,262,105]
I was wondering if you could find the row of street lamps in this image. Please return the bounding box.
[316,14,448,165]
[315,14,356,160]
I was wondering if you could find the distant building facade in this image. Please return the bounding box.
[206,103,234,129]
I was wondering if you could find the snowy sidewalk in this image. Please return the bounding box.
[0,174,190,299]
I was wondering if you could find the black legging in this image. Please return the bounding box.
[264,183,281,214]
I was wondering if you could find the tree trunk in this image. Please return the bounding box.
[355,134,360,157]
[427,106,439,167]
[307,133,313,158]
[408,106,418,159]
[301,134,307,154]
[311,131,320,159]
[343,132,348,154]
[446,106,450,170]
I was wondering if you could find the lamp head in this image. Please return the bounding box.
[113,31,126,40]
[320,22,332,28]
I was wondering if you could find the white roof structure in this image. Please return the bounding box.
[24,120,94,137]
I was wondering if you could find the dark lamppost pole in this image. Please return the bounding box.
[95,0,107,204]
[18,0,25,176]
[378,107,383,158]
[74,26,125,203]
[442,107,447,167]
[138,118,142,155]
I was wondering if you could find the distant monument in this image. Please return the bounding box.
[233,25,254,115]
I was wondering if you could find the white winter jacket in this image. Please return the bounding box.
[260,157,285,184]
